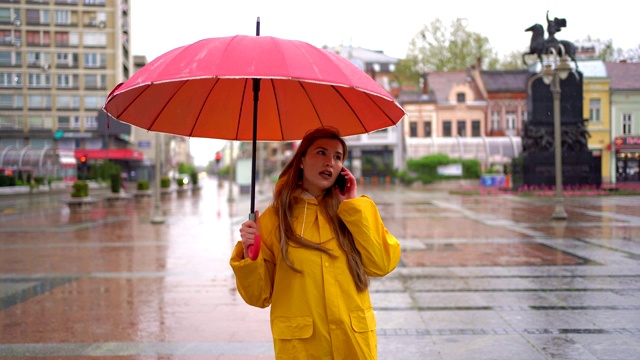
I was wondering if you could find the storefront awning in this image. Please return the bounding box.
[74,149,144,161]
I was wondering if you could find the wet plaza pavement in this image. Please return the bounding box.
[1,177,639,359]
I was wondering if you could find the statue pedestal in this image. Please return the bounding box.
[512,151,601,190]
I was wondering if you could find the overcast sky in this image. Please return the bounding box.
[129,0,635,165]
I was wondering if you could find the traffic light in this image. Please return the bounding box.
[215,151,222,165]
[79,154,88,179]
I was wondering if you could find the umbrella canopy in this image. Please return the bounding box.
[103,30,405,260]
[103,35,405,141]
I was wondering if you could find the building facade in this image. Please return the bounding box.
[472,69,530,137]
[581,60,612,183]
[606,62,640,183]
[399,70,523,169]
[0,0,132,180]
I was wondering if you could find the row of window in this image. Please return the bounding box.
[490,110,522,131]
[409,98,608,138]
[0,72,107,88]
[0,1,107,5]
[0,114,98,131]
[0,5,106,26]
[409,115,635,138]
[0,50,106,68]
[409,120,483,138]
[0,29,107,47]
[0,94,104,109]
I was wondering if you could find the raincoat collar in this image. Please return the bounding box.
[293,188,319,204]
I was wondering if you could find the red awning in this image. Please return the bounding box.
[74,149,144,161]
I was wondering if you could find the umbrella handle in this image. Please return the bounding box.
[247,212,261,261]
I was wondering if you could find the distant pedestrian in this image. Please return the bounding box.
[230,127,401,359]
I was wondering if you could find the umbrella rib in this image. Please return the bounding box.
[234,78,250,139]
[329,85,368,132]
[108,83,152,120]
[187,78,220,138]
[332,86,402,133]
[268,79,285,141]
[364,92,402,127]
[146,80,189,132]
[297,81,325,129]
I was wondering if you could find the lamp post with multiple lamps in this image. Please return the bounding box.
[227,140,235,203]
[151,131,165,224]
[540,48,572,220]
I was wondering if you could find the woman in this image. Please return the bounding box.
[230,127,401,359]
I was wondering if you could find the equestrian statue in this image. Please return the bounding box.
[523,11,578,68]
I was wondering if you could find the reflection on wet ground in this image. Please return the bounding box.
[1,179,639,359]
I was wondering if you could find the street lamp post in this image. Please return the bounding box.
[227,140,235,202]
[151,132,165,224]
[540,50,571,220]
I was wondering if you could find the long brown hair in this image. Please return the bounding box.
[272,127,369,292]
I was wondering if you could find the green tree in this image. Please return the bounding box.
[497,50,527,70]
[404,18,499,74]
[625,45,640,62]
[393,58,422,89]
[177,162,194,175]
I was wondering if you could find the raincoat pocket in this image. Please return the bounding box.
[349,308,377,333]
[272,315,313,339]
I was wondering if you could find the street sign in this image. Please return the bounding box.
[53,129,64,139]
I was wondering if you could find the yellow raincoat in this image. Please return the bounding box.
[230,191,401,360]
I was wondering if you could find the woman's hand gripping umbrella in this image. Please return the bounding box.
[240,210,261,261]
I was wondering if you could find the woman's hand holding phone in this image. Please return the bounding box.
[335,167,356,200]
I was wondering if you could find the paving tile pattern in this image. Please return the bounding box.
[1,180,640,359]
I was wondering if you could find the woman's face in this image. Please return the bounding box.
[300,138,344,197]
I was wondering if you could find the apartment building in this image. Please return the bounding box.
[606,61,640,183]
[0,0,132,181]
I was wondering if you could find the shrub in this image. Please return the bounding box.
[71,180,89,198]
[110,173,121,193]
[218,165,230,176]
[94,161,122,182]
[461,159,482,179]
[405,154,481,184]
[178,162,195,176]
[137,180,150,191]
[0,174,16,187]
[396,170,417,185]
[160,176,171,189]
[34,176,46,186]
[190,170,199,186]
[176,177,187,187]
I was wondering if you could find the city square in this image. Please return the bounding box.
[1,178,639,359]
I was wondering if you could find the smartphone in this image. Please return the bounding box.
[335,170,347,194]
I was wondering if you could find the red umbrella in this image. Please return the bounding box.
[103,19,405,259]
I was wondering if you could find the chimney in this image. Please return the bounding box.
[475,57,482,70]
[422,73,429,95]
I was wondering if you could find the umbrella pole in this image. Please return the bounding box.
[248,78,262,261]
[250,78,260,214]
[247,16,262,261]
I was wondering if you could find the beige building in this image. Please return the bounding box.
[0,0,132,179]
[400,70,523,168]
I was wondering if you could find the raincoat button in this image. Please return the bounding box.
[324,262,329,267]
[331,325,336,330]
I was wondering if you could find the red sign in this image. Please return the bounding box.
[74,148,144,161]
[614,136,640,149]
